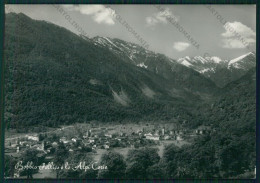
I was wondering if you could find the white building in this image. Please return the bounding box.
[176,135,183,141]
[71,138,77,142]
[59,137,69,144]
[27,135,39,141]
[145,133,159,141]
[52,142,58,146]
[36,142,45,151]
[88,139,95,143]
[164,135,170,140]
[11,144,17,148]
[105,134,112,138]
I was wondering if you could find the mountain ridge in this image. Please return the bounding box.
[177,52,256,87]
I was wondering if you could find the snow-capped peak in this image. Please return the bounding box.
[94,36,118,48]
[185,56,191,61]
[229,52,255,65]
[103,37,118,48]
[181,60,193,67]
[93,36,107,46]
[194,56,207,63]
[177,57,193,67]
[178,55,225,66]
[210,56,222,63]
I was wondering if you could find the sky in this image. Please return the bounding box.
[5,4,256,60]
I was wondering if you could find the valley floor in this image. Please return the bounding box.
[4,123,208,179]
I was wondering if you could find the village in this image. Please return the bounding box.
[5,123,213,178]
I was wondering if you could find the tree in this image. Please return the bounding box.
[125,147,160,178]
[4,155,17,178]
[54,142,68,178]
[97,151,126,179]
[146,160,166,179]
[58,151,96,178]
[21,149,39,179]
[162,144,179,178]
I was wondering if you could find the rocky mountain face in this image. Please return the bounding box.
[177,52,256,87]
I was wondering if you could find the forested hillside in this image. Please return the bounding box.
[4,13,215,130]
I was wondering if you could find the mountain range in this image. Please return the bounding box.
[87,35,255,88]
[177,52,256,87]
[3,13,256,130]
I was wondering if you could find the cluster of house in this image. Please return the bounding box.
[4,124,213,178]
[5,125,213,158]
[5,134,49,158]
[143,128,183,141]
[143,125,212,141]
[58,128,138,151]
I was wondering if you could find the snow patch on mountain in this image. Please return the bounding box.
[228,52,255,69]
[185,56,191,61]
[94,37,106,46]
[179,56,224,65]
[181,60,193,67]
[200,68,215,74]
[103,37,118,48]
[137,62,148,69]
[194,56,207,64]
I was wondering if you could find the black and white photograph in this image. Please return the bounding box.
[2,3,257,180]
